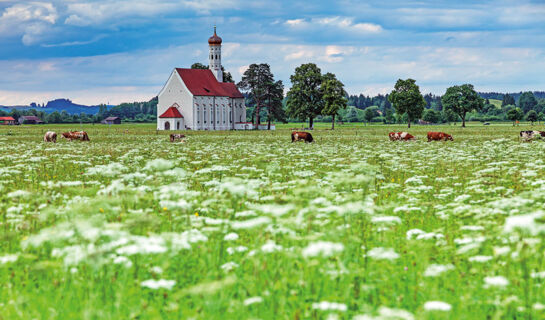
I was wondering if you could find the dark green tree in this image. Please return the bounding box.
[538,112,545,125]
[47,111,62,123]
[321,73,347,130]
[443,109,459,125]
[518,92,538,113]
[237,63,275,126]
[501,94,515,107]
[507,107,524,126]
[388,79,426,128]
[526,110,538,125]
[286,63,324,129]
[441,84,484,127]
[264,80,286,129]
[384,109,395,124]
[363,106,378,125]
[422,109,441,124]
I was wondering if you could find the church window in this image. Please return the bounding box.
[197,110,200,123]
[204,110,207,123]
[215,55,218,59]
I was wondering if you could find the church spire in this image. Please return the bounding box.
[208,26,223,82]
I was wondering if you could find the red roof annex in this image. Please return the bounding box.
[159,106,183,118]
[0,117,15,121]
[175,68,243,98]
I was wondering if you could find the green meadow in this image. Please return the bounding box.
[1,122,545,319]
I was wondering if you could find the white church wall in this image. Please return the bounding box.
[157,70,194,130]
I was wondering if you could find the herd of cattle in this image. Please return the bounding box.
[38,129,545,144]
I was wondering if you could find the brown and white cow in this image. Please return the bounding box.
[389,132,415,141]
[170,134,186,142]
[291,131,314,143]
[427,132,453,142]
[62,131,90,141]
[43,131,57,143]
[520,130,545,141]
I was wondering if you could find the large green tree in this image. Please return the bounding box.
[501,94,515,107]
[507,107,524,126]
[363,106,378,125]
[388,79,426,128]
[286,63,324,129]
[526,110,538,125]
[518,92,538,113]
[191,62,234,83]
[264,80,286,130]
[321,73,347,130]
[237,64,274,126]
[441,84,484,127]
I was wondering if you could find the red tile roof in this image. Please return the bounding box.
[220,82,244,98]
[0,117,15,121]
[159,105,183,118]
[175,68,243,98]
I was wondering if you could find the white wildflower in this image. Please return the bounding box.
[244,296,263,306]
[484,276,509,288]
[367,247,399,260]
[220,261,239,272]
[224,232,239,241]
[302,241,344,258]
[140,279,176,290]
[0,254,18,264]
[231,216,271,230]
[424,264,454,277]
[144,159,175,171]
[312,301,347,312]
[424,301,452,311]
[261,241,282,253]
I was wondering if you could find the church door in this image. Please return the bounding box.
[177,122,180,130]
[165,121,170,130]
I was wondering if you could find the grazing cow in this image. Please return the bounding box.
[427,132,453,142]
[389,132,415,141]
[291,131,314,143]
[170,134,186,142]
[62,131,90,141]
[520,130,545,141]
[43,131,57,143]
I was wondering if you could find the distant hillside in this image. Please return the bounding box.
[0,98,111,115]
[479,91,545,102]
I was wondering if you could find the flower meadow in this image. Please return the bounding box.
[2,123,545,319]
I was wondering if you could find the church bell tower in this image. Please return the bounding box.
[208,26,223,82]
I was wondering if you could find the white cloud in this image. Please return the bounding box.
[0,2,58,45]
[285,16,382,34]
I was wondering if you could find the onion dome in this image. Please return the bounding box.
[208,26,222,45]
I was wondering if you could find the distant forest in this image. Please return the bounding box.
[1,91,545,124]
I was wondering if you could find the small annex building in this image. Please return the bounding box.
[157,27,247,131]
[19,116,43,124]
[102,116,121,125]
[0,116,16,125]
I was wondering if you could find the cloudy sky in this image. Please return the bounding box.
[0,0,544,105]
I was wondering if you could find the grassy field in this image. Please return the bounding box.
[2,122,545,319]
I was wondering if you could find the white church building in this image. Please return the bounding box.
[157,27,249,131]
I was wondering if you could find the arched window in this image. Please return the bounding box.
[229,111,232,123]
[204,110,207,123]
[197,110,200,123]
[215,54,218,59]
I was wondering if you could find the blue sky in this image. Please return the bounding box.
[0,0,544,105]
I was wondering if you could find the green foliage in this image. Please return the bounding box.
[388,79,426,128]
[441,84,484,127]
[518,92,538,113]
[363,106,378,124]
[507,107,524,125]
[237,63,276,126]
[422,109,441,124]
[286,63,324,128]
[526,110,538,124]
[501,94,516,107]
[321,73,347,129]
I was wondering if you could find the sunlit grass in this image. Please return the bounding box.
[1,122,545,319]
